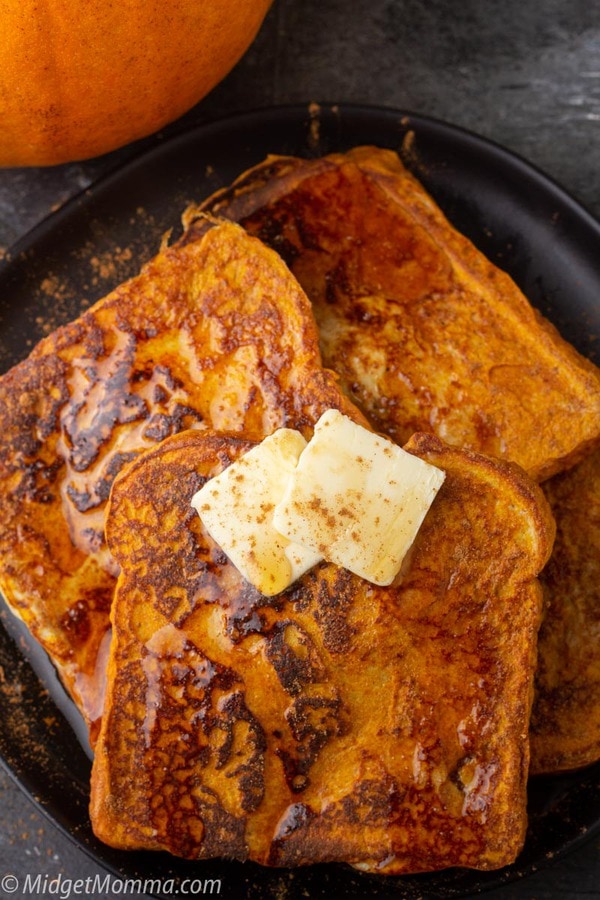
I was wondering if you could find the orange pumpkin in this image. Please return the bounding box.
[0,0,273,167]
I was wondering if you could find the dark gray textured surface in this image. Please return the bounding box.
[0,0,599,897]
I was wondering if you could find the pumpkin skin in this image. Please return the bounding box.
[0,0,273,167]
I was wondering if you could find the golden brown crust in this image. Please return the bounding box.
[0,219,365,731]
[530,447,600,774]
[91,428,553,872]
[190,146,600,482]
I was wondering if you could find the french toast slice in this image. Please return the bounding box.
[0,219,363,735]
[188,146,600,779]
[188,146,600,482]
[90,428,554,872]
[530,448,600,774]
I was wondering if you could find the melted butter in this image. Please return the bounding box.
[142,623,188,749]
[145,621,189,657]
[460,759,498,822]
[56,330,203,563]
[411,742,428,788]
[73,627,112,726]
[141,622,216,749]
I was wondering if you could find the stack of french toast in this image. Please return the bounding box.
[0,146,598,875]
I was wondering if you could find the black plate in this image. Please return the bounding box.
[1,103,599,900]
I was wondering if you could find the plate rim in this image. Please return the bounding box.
[2,101,600,278]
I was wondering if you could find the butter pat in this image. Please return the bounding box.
[273,410,445,585]
[191,429,322,596]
